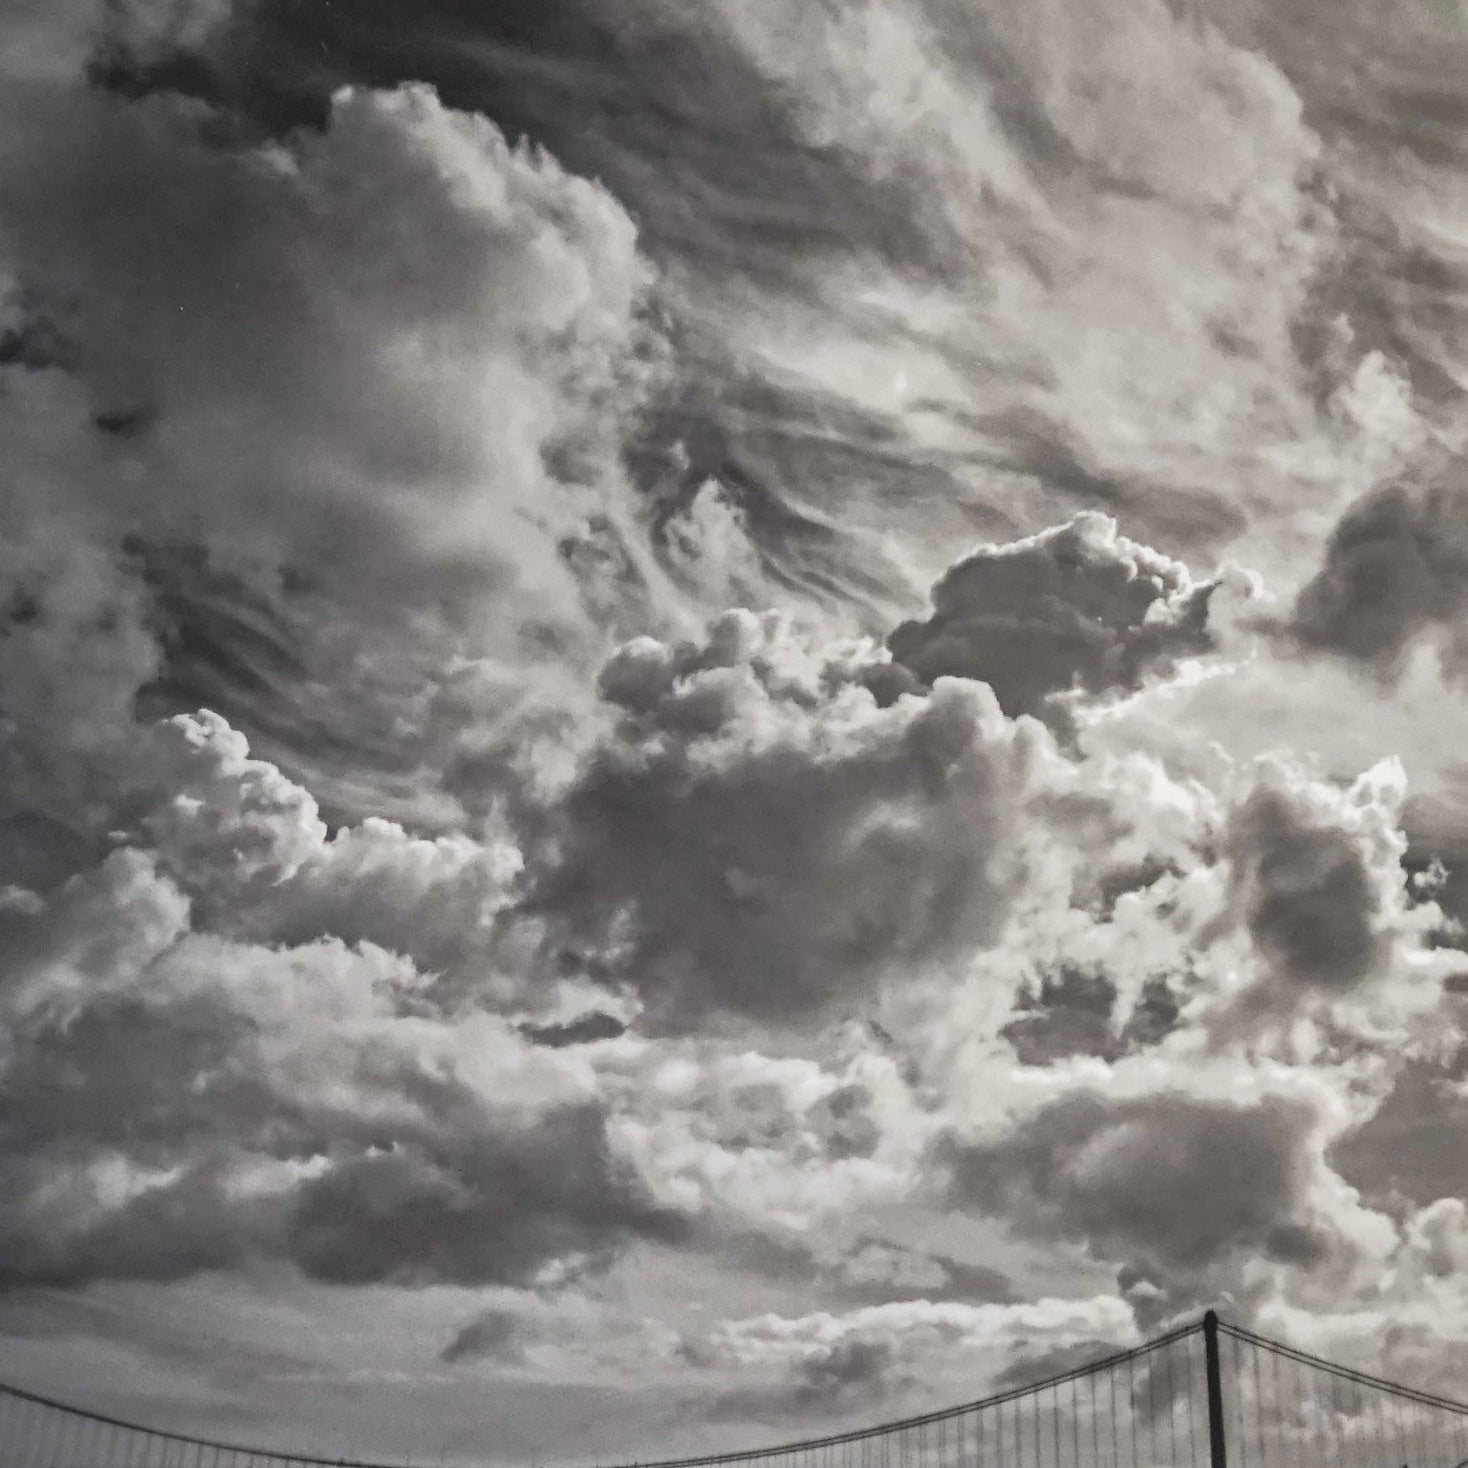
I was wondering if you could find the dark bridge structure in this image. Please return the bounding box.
[3,1312,1466,1468]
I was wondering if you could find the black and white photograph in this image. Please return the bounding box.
[3,1,1468,1464]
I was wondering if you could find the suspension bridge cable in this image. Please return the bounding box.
[8,1310,1468,1468]
[1217,1320,1468,1417]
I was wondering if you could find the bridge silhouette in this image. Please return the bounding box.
[3,1312,1466,1468]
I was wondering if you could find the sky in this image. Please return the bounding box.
[4,0,1468,1461]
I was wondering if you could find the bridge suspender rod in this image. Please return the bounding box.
[1202,1310,1228,1468]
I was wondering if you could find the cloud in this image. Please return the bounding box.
[0,68,680,866]
[651,0,1339,573]
[520,1011,629,1049]
[529,609,1045,1027]
[8,0,1468,1449]
[440,1309,527,1366]
[941,1091,1331,1275]
[134,710,328,909]
[1294,475,1468,679]
[0,79,655,612]
[0,752,686,1291]
[1224,776,1390,993]
[30,707,528,995]
[601,1036,932,1239]
[1000,966,1180,1066]
[285,1103,683,1289]
[818,1239,1015,1307]
[888,515,1218,726]
[1202,756,1459,1046]
[0,528,161,833]
[1331,1061,1468,1211]
[143,0,1365,613]
[790,1335,898,1406]
[684,1295,1133,1418]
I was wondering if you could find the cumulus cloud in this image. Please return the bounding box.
[1294,475,1468,679]
[684,1295,1133,1418]
[888,514,1218,725]
[529,609,1045,1027]
[0,728,685,1292]
[0,63,684,881]
[1206,757,1459,1044]
[0,80,656,609]
[601,1036,931,1239]
[956,738,1458,1072]
[1224,777,1390,994]
[1000,966,1180,1066]
[26,706,529,995]
[133,710,328,906]
[942,1092,1330,1275]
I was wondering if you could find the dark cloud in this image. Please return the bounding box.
[1001,967,1180,1066]
[90,0,970,278]
[0,72,663,700]
[440,1310,526,1366]
[697,1334,907,1423]
[1294,477,1468,679]
[0,1154,263,1289]
[888,515,1216,726]
[942,1092,1326,1274]
[1002,966,1119,1065]
[825,1239,1014,1307]
[286,1106,685,1289]
[519,1011,628,1048]
[794,1336,897,1405]
[806,1084,882,1161]
[0,531,161,832]
[1225,782,1388,992]
[1330,1061,1468,1209]
[0,850,685,1292]
[1,1062,685,1292]
[530,611,1032,1028]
